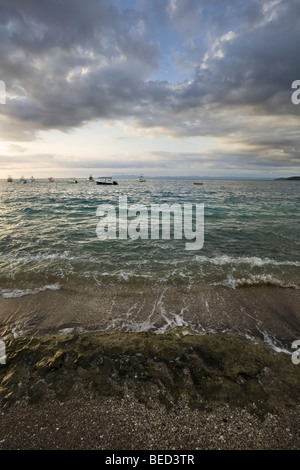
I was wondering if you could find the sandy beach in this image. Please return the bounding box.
[1,396,300,450]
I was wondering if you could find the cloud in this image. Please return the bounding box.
[0,0,160,134]
[5,143,27,153]
[0,0,299,172]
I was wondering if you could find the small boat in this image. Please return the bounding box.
[68,178,78,183]
[30,176,35,182]
[87,175,94,181]
[7,175,13,182]
[96,177,118,185]
[19,176,27,184]
[137,174,146,182]
[193,182,203,185]
[47,177,54,183]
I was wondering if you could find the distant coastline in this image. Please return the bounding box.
[275,176,300,180]
[3,175,299,181]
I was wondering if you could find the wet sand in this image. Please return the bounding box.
[1,285,300,349]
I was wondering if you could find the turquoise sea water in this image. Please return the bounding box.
[1,178,299,295]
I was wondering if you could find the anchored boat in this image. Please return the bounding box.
[137,174,146,182]
[96,177,118,185]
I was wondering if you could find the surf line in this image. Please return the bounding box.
[96,195,204,251]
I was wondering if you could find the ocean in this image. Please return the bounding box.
[0,178,299,350]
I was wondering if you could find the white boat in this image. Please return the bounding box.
[87,175,94,181]
[68,178,78,183]
[47,177,54,183]
[7,175,13,182]
[30,176,35,182]
[96,177,118,185]
[19,176,27,184]
[137,174,146,182]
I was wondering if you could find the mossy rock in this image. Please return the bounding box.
[1,329,300,416]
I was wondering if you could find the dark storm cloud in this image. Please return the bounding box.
[0,0,164,138]
[0,0,299,169]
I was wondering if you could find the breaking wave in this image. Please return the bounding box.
[213,274,299,289]
[0,284,61,298]
[195,254,300,268]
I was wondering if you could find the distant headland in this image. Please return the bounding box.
[275,176,300,180]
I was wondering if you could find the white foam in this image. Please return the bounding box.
[59,327,85,335]
[1,283,61,298]
[261,330,291,355]
[156,313,189,334]
[195,254,300,268]
[59,327,75,334]
[0,251,73,263]
[213,274,299,289]
[11,325,24,338]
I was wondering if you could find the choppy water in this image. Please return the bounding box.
[1,178,299,291]
[0,178,299,346]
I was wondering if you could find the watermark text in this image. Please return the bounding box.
[0,340,6,365]
[292,340,300,365]
[291,80,300,105]
[0,80,5,104]
[96,196,204,250]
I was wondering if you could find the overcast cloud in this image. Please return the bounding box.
[0,0,299,175]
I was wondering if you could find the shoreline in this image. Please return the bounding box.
[1,284,300,350]
[1,329,300,449]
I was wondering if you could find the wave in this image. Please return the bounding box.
[195,254,300,268]
[0,283,61,299]
[213,274,299,289]
[0,251,74,263]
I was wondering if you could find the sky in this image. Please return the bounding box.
[0,0,300,179]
